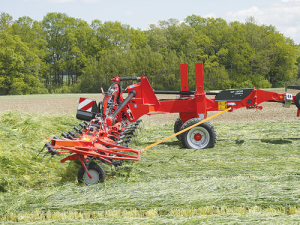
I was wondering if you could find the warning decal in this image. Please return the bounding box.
[78,98,94,112]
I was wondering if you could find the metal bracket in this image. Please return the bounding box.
[283,93,293,108]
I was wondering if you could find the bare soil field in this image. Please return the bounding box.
[0,89,299,124]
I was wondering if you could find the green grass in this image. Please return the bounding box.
[1,111,300,224]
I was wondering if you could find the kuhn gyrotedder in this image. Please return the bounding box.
[40,62,300,185]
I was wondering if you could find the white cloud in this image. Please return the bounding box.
[225,1,300,44]
[227,6,264,18]
[48,0,102,3]
[82,0,102,3]
[203,13,216,18]
[285,26,298,37]
[48,0,75,3]
[126,11,134,16]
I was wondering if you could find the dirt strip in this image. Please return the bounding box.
[0,90,299,124]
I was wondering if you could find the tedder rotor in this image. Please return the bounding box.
[40,62,300,185]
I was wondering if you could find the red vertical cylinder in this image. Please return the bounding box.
[180,63,189,91]
[195,62,205,95]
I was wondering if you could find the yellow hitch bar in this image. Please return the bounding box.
[142,107,231,151]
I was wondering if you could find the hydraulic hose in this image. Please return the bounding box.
[107,90,136,124]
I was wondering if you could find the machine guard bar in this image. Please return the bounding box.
[153,90,220,95]
[111,76,141,82]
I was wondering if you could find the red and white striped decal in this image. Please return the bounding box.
[78,98,94,112]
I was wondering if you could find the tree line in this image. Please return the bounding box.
[0,12,299,95]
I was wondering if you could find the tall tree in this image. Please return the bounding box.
[41,13,90,88]
[0,11,298,94]
[264,29,298,87]
[11,16,48,82]
[0,31,47,94]
[90,20,146,57]
[0,12,13,31]
[185,15,231,89]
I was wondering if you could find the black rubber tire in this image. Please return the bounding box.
[78,162,106,185]
[180,118,217,149]
[295,92,300,109]
[174,117,183,140]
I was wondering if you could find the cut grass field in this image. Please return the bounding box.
[1,110,300,224]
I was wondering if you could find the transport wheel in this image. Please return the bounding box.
[78,162,106,185]
[295,92,300,109]
[174,117,183,140]
[180,118,216,149]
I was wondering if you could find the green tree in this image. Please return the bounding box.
[185,15,231,89]
[146,19,197,58]
[0,11,298,94]
[41,12,68,86]
[0,12,13,31]
[11,16,48,83]
[225,21,254,87]
[89,20,146,58]
[297,45,300,78]
[263,27,298,87]
[0,31,47,94]
[41,13,89,89]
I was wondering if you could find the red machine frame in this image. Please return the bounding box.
[41,62,298,185]
[111,63,295,124]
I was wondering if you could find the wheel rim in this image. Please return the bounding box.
[187,126,210,149]
[194,133,202,141]
[83,169,100,185]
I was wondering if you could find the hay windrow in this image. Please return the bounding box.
[1,92,300,223]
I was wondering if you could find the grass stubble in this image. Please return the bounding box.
[1,111,300,223]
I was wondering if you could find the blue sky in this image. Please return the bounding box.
[1,0,300,44]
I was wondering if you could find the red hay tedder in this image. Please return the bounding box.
[40,62,300,185]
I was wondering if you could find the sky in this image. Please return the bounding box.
[1,0,300,44]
